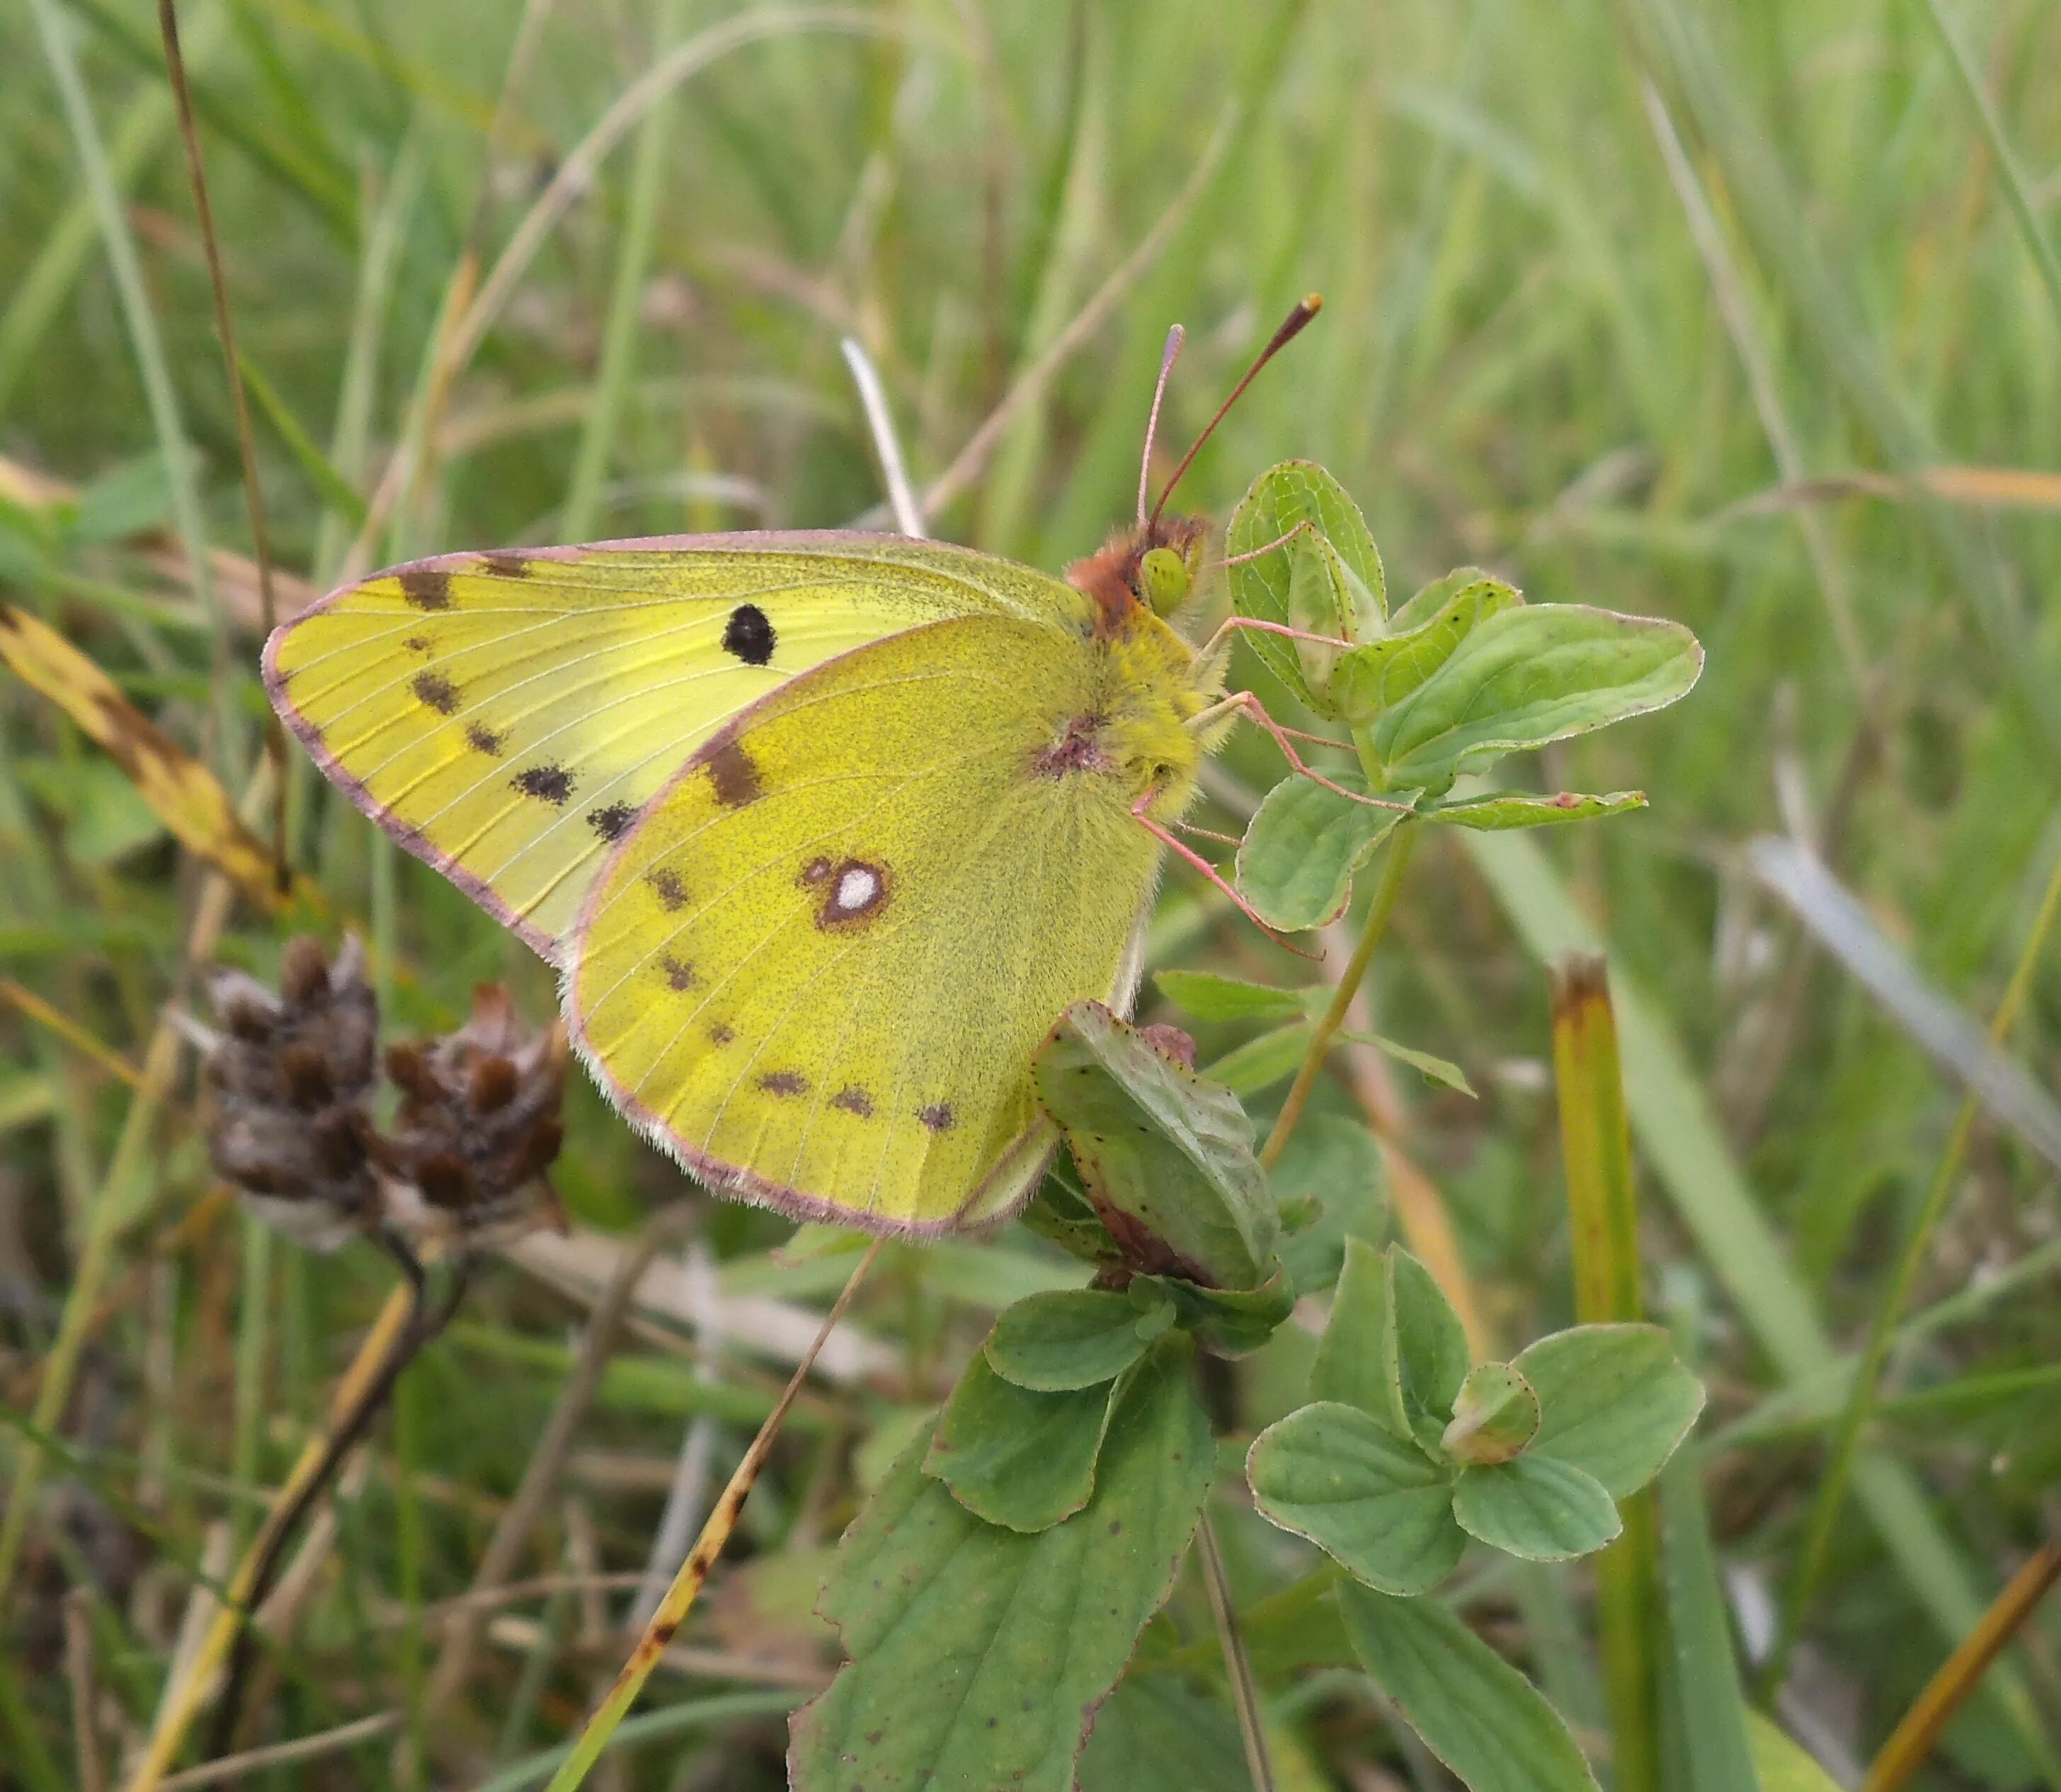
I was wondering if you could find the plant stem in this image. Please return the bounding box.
[1862,1543,2061,1792]
[1196,1511,1275,1792]
[542,1237,884,1792]
[1260,818,1416,1170]
[156,0,289,888]
[1764,839,2061,1700]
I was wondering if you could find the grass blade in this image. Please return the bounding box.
[1765,838,2061,1697]
[1550,956,1659,1792]
[29,0,229,761]
[1655,1446,1761,1792]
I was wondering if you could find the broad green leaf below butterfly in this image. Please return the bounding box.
[266,297,1381,1234]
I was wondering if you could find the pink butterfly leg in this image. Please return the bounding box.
[1129,792,1315,958]
[1187,680,1415,816]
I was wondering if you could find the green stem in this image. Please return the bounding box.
[1260,818,1416,1170]
[1764,840,2061,1700]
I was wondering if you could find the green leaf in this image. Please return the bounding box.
[68,451,173,543]
[1237,772,1401,931]
[1311,1238,1408,1434]
[1422,790,1648,830]
[1284,526,1361,714]
[1441,1364,1541,1466]
[774,1221,871,1266]
[18,756,165,864]
[1337,1580,1602,1792]
[1154,969,1309,1022]
[1655,1449,1762,1792]
[1747,1713,1844,1792]
[1076,1678,1249,1792]
[1226,460,1386,710]
[1341,1032,1475,1096]
[1134,1266,1294,1357]
[1389,565,1498,632]
[1020,1157,1123,1267]
[986,1289,1156,1391]
[1451,1456,1621,1560]
[1034,1002,1277,1289]
[1200,1021,1311,1096]
[792,1333,1215,1792]
[1371,605,1703,789]
[1245,1400,1463,1596]
[1392,1248,1471,1426]
[925,1352,1118,1531]
[1517,1325,1705,1499]
[1272,1115,1388,1296]
[1330,573,1520,725]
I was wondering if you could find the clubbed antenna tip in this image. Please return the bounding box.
[1151,294,1323,527]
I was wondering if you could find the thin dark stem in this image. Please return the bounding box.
[155,0,289,892]
[205,1248,471,1762]
[1197,1512,1274,1792]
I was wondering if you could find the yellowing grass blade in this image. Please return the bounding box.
[0,603,283,908]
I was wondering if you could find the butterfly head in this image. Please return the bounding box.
[1064,513,1209,635]
[1068,295,1322,636]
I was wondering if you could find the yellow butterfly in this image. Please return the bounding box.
[267,299,1374,1234]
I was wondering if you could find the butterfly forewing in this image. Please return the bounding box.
[263,535,1093,959]
[567,616,1163,1233]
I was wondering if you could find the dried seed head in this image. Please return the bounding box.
[378,983,568,1246]
[195,935,380,1250]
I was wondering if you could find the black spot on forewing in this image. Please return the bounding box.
[759,1071,807,1097]
[478,552,530,578]
[412,670,460,714]
[467,721,506,757]
[658,955,697,991]
[918,1102,954,1132]
[721,603,775,666]
[399,567,451,610]
[709,1022,735,1046]
[831,1086,875,1119]
[404,634,431,653]
[589,801,636,841]
[646,868,688,910]
[704,731,762,807]
[512,765,572,805]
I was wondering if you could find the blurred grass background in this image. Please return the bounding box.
[2,0,2059,1786]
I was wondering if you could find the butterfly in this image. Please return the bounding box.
[266,297,1381,1235]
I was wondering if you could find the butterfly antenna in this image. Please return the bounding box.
[1138,324,1185,526]
[1150,294,1323,528]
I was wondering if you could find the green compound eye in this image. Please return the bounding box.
[1139,547,1190,616]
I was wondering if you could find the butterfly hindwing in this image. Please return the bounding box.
[566,615,1163,1233]
[263,533,1094,959]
